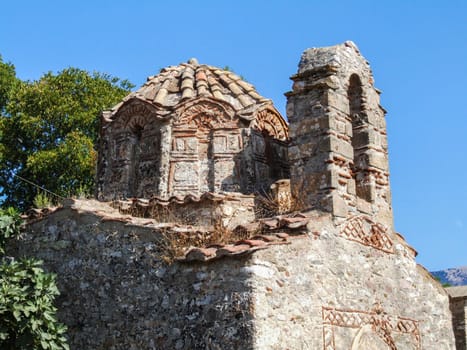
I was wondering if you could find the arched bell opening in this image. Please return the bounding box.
[348,74,372,203]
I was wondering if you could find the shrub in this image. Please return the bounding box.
[0,208,69,350]
[0,259,69,350]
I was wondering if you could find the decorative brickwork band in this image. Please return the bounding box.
[322,306,421,350]
[340,215,394,253]
[252,108,289,141]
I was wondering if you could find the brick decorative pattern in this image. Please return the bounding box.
[340,215,394,253]
[322,307,421,350]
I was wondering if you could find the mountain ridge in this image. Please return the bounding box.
[431,266,467,286]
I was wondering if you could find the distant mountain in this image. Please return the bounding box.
[431,266,467,286]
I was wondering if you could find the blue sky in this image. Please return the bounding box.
[1,1,466,271]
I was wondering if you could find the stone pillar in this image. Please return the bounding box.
[286,41,393,229]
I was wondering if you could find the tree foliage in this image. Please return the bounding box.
[0,208,21,255]
[0,56,17,113]
[0,259,69,350]
[0,209,69,350]
[0,60,133,209]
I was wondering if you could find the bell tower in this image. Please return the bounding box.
[286,41,393,228]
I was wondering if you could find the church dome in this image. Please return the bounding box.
[98,59,290,201]
[105,58,277,121]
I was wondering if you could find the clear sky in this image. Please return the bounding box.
[1,0,466,271]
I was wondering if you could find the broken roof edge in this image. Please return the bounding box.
[21,199,425,268]
[21,198,315,264]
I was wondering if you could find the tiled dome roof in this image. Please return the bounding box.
[108,58,272,116]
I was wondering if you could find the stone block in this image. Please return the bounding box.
[324,135,353,160]
[347,178,356,196]
[285,101,294,119]
[374,208,394,230]
[312,171,338,192]
[356,197,372,214]
[368,150,388,171]
[289,117,322,137]
[289,140,318,160]
[352,127,370,148]
[335,120,347,134]
[366,108,386,129]
[320,192,348,217]
[326,90,349,114]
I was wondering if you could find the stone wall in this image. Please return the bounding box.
[447,286,467,349]
[11,202,256,350]
[10,201,455,349]
[251,214,454,349]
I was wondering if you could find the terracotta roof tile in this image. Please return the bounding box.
[217,244,252,255]
[234,222,261,233]
[178,232,293,263]
[262,218,279,229]
[106,59,273,118]
[237,239,268,247]
[274,232,290,239]
[280,216,309,229]
[251,234,278,242]
[258,214,310,231]
[183,247,218,262]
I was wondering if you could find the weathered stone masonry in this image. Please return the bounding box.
[97,59,289,201]
[11,42,457,349]
[15,201,455,349]
[286,42,392,228]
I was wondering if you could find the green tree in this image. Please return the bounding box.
[0,56,18,113]
[0,64,133,210]
[0,209,69,350]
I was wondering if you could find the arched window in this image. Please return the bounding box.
[348,74,371,202]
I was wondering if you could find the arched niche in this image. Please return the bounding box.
[250,108,290,193]
[108,111,164,199]
[169,99,242,196]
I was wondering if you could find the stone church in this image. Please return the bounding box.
[13,42,458,349]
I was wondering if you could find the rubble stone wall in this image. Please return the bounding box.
[251,213,455,350]
[11,204,455,350]
[11,206,256,350]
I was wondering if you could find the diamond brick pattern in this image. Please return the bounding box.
[322,307,421,350]
[341,215,394,253]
